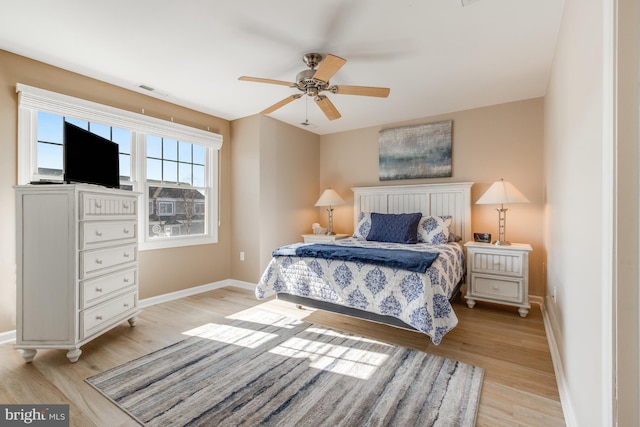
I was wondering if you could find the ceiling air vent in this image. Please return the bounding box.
[137,84,168,97]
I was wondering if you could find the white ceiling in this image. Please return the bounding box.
[0,0,564,135]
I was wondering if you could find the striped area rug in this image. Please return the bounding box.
[86,310,483,426]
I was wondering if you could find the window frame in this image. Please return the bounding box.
[16,84,223,250]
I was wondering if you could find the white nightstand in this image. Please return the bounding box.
[464,241,533,317]
[302,234,349,243]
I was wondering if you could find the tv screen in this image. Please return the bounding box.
[63,122,120,189]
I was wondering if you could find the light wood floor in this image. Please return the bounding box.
[0,286,565,426]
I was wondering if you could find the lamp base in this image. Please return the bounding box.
[326,231,336,236]
[493,240,511,246]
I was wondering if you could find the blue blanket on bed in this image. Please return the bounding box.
[272,243,439,273]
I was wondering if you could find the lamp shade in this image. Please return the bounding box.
[476,179,529,205]
[315,189,345,207]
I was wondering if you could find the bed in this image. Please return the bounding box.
[256,182,473,344]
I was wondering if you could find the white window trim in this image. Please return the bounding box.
[16,84,222,250]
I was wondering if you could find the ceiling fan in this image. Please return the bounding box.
[238,53,390,121]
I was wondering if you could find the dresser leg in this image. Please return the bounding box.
[66,349,82,363]
[21,349,37,363]
[465,298,476,309]
[128,316,138,327]
[518,307,529,317]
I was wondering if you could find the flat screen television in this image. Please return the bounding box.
[63,122,120,189]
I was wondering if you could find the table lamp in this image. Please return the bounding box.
[315,189,345,235]
[476,179,529,245]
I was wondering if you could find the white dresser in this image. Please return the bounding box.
[464,241,532,317]
[15,184,140,362]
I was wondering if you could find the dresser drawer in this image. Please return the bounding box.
[81,221,136,248]
[81,192,137,219]
[81,244,137,278]
[81,291,137,339]
[469,250,524,277]
[80,268,137,309]
[470,274,524,303]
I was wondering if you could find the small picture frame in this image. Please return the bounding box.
[473,232,491,243]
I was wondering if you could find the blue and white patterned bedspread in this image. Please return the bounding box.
[256,238,465,345]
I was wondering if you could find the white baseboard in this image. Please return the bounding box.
[529,294,544,310]
[138,279,255,308]
[0,329,16,345]
[542,296,577,427]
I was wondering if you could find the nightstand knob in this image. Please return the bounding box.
[492,285,500,291]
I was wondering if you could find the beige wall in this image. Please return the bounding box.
[230,115,320,283]
[319,98,545,297]
[230,115,262,283]
[0,50,232,333]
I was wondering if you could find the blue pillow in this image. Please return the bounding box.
[366,212,423,244]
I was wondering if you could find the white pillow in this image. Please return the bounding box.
[417,215,453,244]
[353,212,372,239]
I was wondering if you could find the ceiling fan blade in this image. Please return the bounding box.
[260,94,302,115]
[312,54,346,82]
[315,96,342,121]
[238,76,294,87]
[334,85,390,98]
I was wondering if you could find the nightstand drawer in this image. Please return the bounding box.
[469,251,524,277]
[471,275,524,303]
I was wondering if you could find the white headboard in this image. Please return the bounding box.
[352,182,474,243]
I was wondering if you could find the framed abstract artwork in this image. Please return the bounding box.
[378,120,452,180]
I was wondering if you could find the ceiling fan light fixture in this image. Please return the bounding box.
[239,52,389,121]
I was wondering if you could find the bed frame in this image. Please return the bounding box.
[277,182,474,331]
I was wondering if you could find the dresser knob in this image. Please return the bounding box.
[94,202,102,209]
[123,278,129,283]
[123,202,130,209]
[95,230,103,237]
[492,285,500,291]
[96,315,103,320]
[123,229,130,234]
[123,303,129,308]
[95,287,103,292]
[95,259,103,264]
[123,253,130,258]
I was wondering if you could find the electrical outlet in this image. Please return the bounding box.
[240,251,245,261]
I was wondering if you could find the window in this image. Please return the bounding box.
[36,112,132,185]
[17,84,222,250]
